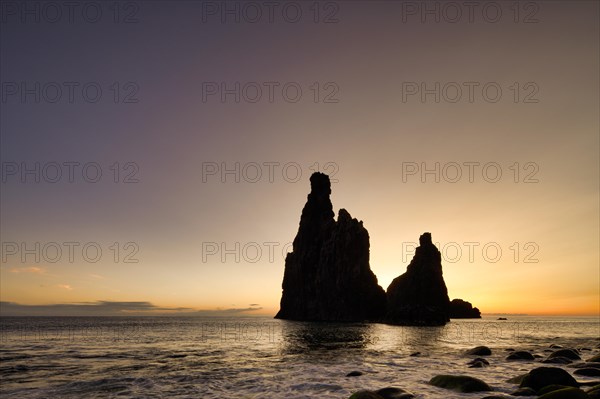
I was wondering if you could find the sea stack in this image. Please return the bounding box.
[449,298,482,318]
[275,172,386,322]
[385,233,450,325]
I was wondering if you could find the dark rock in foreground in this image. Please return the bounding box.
[346,371,363,377]
[449,298,481,318]
[588,384,600,398]
[385,233,450,326]
[589,354,600,362]
[429,374,492,392]
[375,387,415,398]
[507,351,535,361]
[519,367,578,392]
[466,346,492,356]
[549,348,581,360]
[575,368,600,376]
[275,172,386,322]
[510,387,536,396]
[468,357,490,366]
[349,391,384,399]
[348,388,414,399]
[538,387,589,398]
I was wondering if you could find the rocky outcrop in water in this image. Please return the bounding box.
[449,298,481,318]
[275,172,386,322]
[385,233,450,325]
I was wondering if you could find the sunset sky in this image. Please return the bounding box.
[1,1,598,316]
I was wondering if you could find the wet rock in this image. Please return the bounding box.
[538,385,574,395]
[589,354,600,362]
[466,346,492,356]
[538,387,589,398]
[549,349,581,360]
[507,351,535,361]
[429,374,492,392]
[348,391,384,399]
[469,361,487,368]
[574,368,600,377]
[468,357,490,367]
[573,362,600,369]
[449,299,481,318]
[510,387,536,396]
[375,387,415,399]
[346,371,363,377]
[385,233,450,326]
[587,384,600,399]
[519,367,578,392]
[276,173,386,322]
[542,356,574,364]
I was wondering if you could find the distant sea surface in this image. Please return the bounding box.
[1,316,599,398]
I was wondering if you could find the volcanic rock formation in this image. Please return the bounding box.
[275,172,386,321]
[385,233,450,325]
[449,298,482,319]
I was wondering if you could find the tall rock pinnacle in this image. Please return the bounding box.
[385,232,450,325]
[275,172,386,321]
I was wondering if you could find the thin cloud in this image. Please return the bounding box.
[0,301,263,317]
[9,267,46,275]
[57,284,73,291]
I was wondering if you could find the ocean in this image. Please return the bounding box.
[1,316,598,398]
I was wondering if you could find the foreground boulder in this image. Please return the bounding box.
[449,298,481,318]
[466,346,492,356]
[275,173,386,321]
[575,368,600,376]
[348,388,414,399]
[549,349,581,360]
[589,354,600,362]
[507,351,535,361]
[588,384,600,398]
[375,387,415,399]
[385,233,450,325]
[429,375,492,392]
[348,391,384,399]
[538,387,589,398]
[519,367,578,392]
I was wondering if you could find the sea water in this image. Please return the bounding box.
[1,316,599,398]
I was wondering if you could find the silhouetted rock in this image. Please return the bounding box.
[548,349,581,360]
[466,346,492,356]
[538,387,589,398]
[468,357,490,366]
[429,375,492,392]
[275,173,386,322]
[510,387,536,396]
[519,367,578,392]
[574,368,600,377]
[385,233,450,325]
[375,387,415,399]
[507,351,535,361]
[449,299,481,318]
[346,371,363,377]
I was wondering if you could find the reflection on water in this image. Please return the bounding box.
[1,316,598,398]
[278,321,376,354]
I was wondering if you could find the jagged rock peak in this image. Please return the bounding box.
[385,232,450,326]
[309,172,331,196]
[419,232,433,246]
[275,173,386,322]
